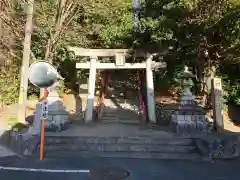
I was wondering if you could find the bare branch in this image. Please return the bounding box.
[0,12,36,61]
[0,39,21,60]
[39,1,53,41]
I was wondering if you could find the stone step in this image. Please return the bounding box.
[44,136,194,146]
[103,109,140,114]
[102,110,139,116]
[40,136,197,161]
[104,98,138,102]
[102,111,139,116]
[101,117,140,124]
[44,143,196,153]
[101,116,118,120]
[101,117,139,121]
[104,103,140,108]
[103,104,139,108]
[101,110,139,121]
[43,151,200,160]
[101,120,140,124]
[101,116,139,121]
[103,99,140,109]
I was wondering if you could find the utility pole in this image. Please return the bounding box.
[0,1,3,39]
[18,0,35,123]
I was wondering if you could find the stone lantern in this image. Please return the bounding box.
[178,66,196,105]
[171,66,209,134]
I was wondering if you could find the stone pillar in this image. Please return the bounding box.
[27,103,42,135]
[212,78,224,132]
[146,55,156,123]
[85,56,97,122]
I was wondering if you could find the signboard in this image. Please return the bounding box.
[115,53,125,66]
[40,101,48,120]
[212,78,224,132]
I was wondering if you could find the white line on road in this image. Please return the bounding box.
[0,166,90,173]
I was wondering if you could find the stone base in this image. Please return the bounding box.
[171,121,209,134]
[195,135,240,160]
[171,104,210,134]
[45,121,69,132]
[44,111,69,132]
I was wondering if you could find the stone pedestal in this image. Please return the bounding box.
[171,103,209,134]
[27,104,42,135]
[171,67,210,134]
[46,83,69,131]
[29,83,69,133]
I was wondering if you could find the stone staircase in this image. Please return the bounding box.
[101,98,141,124]
[41,135,200,160]
[2,123,240,161]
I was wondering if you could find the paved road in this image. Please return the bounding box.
[0,157,240,180]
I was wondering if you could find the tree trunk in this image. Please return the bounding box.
[18,0,35,123]
[42,0,67,97]
[0,1,2,39]
[41,0,77,97]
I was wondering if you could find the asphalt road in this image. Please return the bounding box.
[0,157,240,180]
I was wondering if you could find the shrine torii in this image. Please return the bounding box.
[68,47,166,124]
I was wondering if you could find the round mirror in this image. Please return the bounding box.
[29,61,60,88]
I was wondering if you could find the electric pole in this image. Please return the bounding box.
[18,0,35,123]
[0,1,3,39]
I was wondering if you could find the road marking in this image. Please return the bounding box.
[0,166,90,173]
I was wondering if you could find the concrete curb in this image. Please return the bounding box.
[0,155,20,166]
[2,128,240,161]
[194,135,240,160]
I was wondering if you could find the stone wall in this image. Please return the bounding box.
[194,135,240,160]
[155,103,176,126]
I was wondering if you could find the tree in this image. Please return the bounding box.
[18,0,35,123]
[0,0,239,108]
[140,0,240,105]
[43,0,80,63]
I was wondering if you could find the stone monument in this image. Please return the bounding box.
[171,66,209,134]
[212,78,224,132]
[28,82,69,134]
[45,81,69,131]
[27,106,41,135]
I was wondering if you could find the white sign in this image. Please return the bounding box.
[115,53,125,66]
[41,112,48,120]
[42,102,48,111]
[40,101,48,120]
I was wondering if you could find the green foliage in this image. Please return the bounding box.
[0,67,20,106]
[219,62,240,105]
[8,116,18,128]
[139,0,240,100]
[57,79,66,98]
[28,94,39,101]
[8,116,27,131]
[1,0,240,107]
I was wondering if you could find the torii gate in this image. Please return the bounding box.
[68,47,166,124]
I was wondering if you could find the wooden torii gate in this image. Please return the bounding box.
[68,47,166,124]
